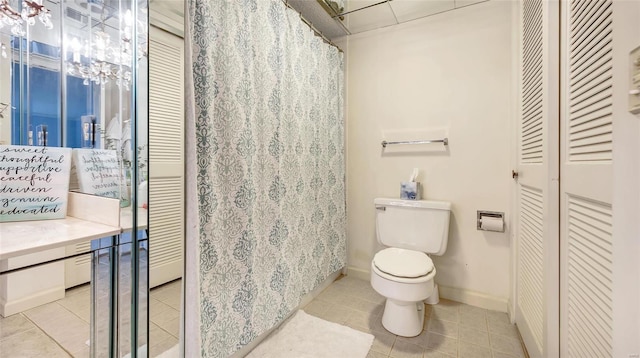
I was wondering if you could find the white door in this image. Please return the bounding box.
[559,0,614,356]
[148,26,184,288]
[514,1,560,357]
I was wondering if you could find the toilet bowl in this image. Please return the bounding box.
[371,198,451,337]
[370,248,437,336]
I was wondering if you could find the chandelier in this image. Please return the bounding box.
[67,31,133,88]
[0,0,53,36]
[66,9,144,89]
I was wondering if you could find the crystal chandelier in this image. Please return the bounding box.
[0,0,53,36]
[67,32,131,88]
[66,10,142,89]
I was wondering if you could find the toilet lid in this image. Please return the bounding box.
[373,248,434,278]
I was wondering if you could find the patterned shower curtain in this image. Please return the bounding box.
[186,0,345,356]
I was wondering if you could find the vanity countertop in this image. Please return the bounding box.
[0,216,121,260]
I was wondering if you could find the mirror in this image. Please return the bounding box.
[0,0,149,356]
[0,0,148,205]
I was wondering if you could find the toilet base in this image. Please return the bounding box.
[381,299,425,337]
[425,284,440,305]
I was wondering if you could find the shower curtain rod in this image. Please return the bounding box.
[282,0,343,53]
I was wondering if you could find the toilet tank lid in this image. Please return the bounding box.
[374,198,451,210]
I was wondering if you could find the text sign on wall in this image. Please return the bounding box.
[73,149,120,199]
[0,145,72,222]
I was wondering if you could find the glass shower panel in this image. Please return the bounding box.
[136,238,149,357]
[115,231,148,357]
[117,241,133,357]
[92,240,118,358]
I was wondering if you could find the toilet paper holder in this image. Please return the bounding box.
[477,210,505,232]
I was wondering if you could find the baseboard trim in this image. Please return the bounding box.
[346,266,508,312]
[437,285,508,312]
[346,266,370,281]
[232,269,343,358]
[0,286,65,317]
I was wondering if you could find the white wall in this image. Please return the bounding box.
[336,1,514,310]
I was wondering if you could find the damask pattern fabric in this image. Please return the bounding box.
[187,0,345,356]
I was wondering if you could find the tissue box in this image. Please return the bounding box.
[400,182,421,200]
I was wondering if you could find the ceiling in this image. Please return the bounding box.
[288,0,489,40]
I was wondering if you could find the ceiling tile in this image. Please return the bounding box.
[343,2,397,34]
[389,0,455,23]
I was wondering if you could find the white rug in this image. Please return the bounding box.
[246,310,374,358]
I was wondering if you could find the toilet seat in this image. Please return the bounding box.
[373,248,435,283]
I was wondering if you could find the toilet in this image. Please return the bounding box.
[370,198,451,337]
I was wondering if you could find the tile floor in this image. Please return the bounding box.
[304,276,528,358]
[2,272,527,358]
[0,275,181,358]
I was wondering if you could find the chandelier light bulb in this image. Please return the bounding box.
[71,38,81,51]
[70,37,81,63]
[94,31,111,62]
[83,39,89,57]
[124,9,133,27]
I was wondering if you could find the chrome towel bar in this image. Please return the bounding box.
[381,138,448,148]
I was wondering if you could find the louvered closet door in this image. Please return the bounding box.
[148,26,184,288]
[560,1,614,356]
[515,1,559,357]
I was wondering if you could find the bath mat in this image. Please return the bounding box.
[246,310,374,358]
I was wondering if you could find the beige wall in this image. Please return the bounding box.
[336,1,514,309]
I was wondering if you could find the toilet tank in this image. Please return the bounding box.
[374,198,452,256]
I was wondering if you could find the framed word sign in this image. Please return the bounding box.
[72,149,121,199]
[0,145,72,222]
